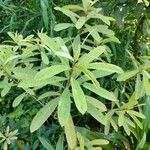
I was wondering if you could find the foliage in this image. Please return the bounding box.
[0,0,150,149]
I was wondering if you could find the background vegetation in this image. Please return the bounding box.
[0,0,150,150]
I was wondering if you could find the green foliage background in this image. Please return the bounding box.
[0,0,150,150]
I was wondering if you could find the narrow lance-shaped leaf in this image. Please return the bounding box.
[86,96,107,112]
[89,139,109,146]
[78,46,106,65]
[12,93,26,107]
[64,116,77,149]
[38,33,59,52]
[117,70,139,81]
[41,50,49,65]
[143,71,150,96]
[73,35,81,61]
[56,133,64,150]
[87,103,106,125]
[71,77,87,114]
[38,136,54,150]
[58,88,71,126]
[83,83,117,102]
[76,17,86,29]
[87,62,123,74]
[54,23,74,31]
[76,65,99,88]
[35,65,70,81]
[118,111,125,127]
[30,98,59,133]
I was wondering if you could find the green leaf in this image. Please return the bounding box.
[77,70,114,84]
[12,93,26,107]
[82,0,91,10]
[123,122,130,136]
[78,46,106,65]
[64,116,77,149]
[35,65,70,81]
[18,76,66,88]
[105,110,115,123]
[118,111,125,127]
[87,103,106,125]
[83,83,117,102]
[87,63,123,74]
[85,25,102,42]
[56,133,64,150]
[58,88,71,126]
[30,98,59,133]
[89,139,109,146]
[76,65,99,87]
[38,136,54,150]
[73,35,81,61]
[143,71,150,95]
[86,96,107,112]
[76,17,86,29]
[38,91,60,101]
[71,77,87,114]
[55,51,73,60]
[135,133,146,150]
[129,113,143,129]
[117,70,139,81]
[135,75,145,99]
[128,110,145,119]
[40,0,49,30]
[41,50,49,65]
[55,7,78,23]
[77,132,85,150]
[54,23,74,31]
[38,33,59,52]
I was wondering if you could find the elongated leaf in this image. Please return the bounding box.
[55,7,78,23]
[77,132,85,150]
[54,23,74,31]
[105,110,115,123]
[83,83,117,102]
[38,92,60,101]
[71,77,87,114]
[73,35,81,61]
[41,50,49,65]
[55,51,73,60]
[135,75,145,99]
[58,88,71,126]
[76,65,99,87]
[87,63,123,74]
[86,96,107,112]
[89,139,109,146]
[38,33,59,52]
[78,46,106,65]
[118,111,125,127]
[117,70,139,81]
[135,133,146,150]
[129,113,143,129]
[76,17,86,29]
[35,65,70,81]
[85,25,102,42]
[64,116,77,149]
[128,110,145,119]
[77,70,114,84]
[38,136,54,150]
[30,98,59,132]
[143,71,150,95]
[18,76,66,88]
[40,0,49,30]
[12,93,26,107]
[87,103,106,125]
[56,133,64,150]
